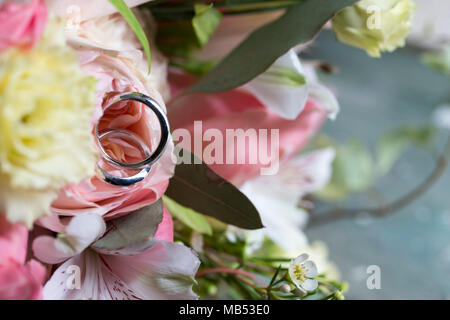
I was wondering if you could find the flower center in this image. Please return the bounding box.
[293,264,308,283]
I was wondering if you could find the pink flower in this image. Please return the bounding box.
[167,69,328,186]
[33,208,200,300]
[0,0,47,52]
[0,215,45,300]
[46,41,174,222]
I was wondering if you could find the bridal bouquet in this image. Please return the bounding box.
[0,0,416,300]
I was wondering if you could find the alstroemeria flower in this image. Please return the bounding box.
[168,66,334,185]
[0,215,45,299]
[168,60,339,276]
[238,148,335,253]
[33,210,200,300]
[0,0,47,52]
[288,253,319,293]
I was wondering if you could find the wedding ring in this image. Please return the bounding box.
[95,92,170,186]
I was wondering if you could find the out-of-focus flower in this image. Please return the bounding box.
[33,210,200,300]
[432,104,450,130]
[0,17,98,227]
[0,215,45,299]
[46,12,175,221]
[238,148,335,252]
[332,0,416,57]
[288,253,318,293]
[0,0,47,52]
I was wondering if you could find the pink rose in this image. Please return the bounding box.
[0,0,47,52]
[0,215,45,300]
[46,50,175,222]
[167,70,328,186]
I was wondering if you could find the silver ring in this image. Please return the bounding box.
[94,92,170,186]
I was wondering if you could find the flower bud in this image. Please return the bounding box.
[279,284,292,293]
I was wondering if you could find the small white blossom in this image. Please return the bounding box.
[289,254,319,293]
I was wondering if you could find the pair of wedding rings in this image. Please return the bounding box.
[95,92,170,187]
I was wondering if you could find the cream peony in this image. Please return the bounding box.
[332,0,416,57]
[0,19,98,227]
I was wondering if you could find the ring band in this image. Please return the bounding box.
[94,92,170,186]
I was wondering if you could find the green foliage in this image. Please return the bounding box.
[376,125,438,175]
[187,0,358,93]
[165,148,263,230]
[192,4,222,47]
[92,200,163,251]
[422,46,450,76]
[163,196,213,235]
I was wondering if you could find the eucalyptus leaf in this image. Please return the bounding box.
[187,0,357,93]
[192,4,222,47]
[109,0,152,72]
[163,196,213,235]
[92,199,163,251]
[165,148,263,230]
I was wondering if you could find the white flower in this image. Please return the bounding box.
[289,253,319,293]
[237,148,336,253]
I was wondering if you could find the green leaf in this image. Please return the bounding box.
[187,0,357,93]
[170,59,216,76]
[92,199,163,251]
[109,0,152,72]
[318,139,374,200]
[163,196,213,235]
[192,4,222,47]
[332,140,374,192]
[422,46,450,76]
[376,126,437,175]
[165,147,263,230]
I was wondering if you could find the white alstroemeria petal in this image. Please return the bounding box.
[301,278,318,292]
[33,213,105,264]
[281,147,336,199]
[303,260,319,278]
[432,104,450,130]
[244,49,308,120]
[307,82,340,120]
[244,147,335,207]
[240,181,309,252]
[104,240,200,299]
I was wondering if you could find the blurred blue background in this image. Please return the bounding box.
[304,30,450,299]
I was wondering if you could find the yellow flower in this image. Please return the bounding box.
[332,0,416,57]
[0,19,98,227]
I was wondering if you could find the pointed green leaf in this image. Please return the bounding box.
[92,199,163,250]
[165,148,263,230]
[163,196,213,235]
[188,0,357,93]
[109,0,152,72]
[192,4,222,47]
